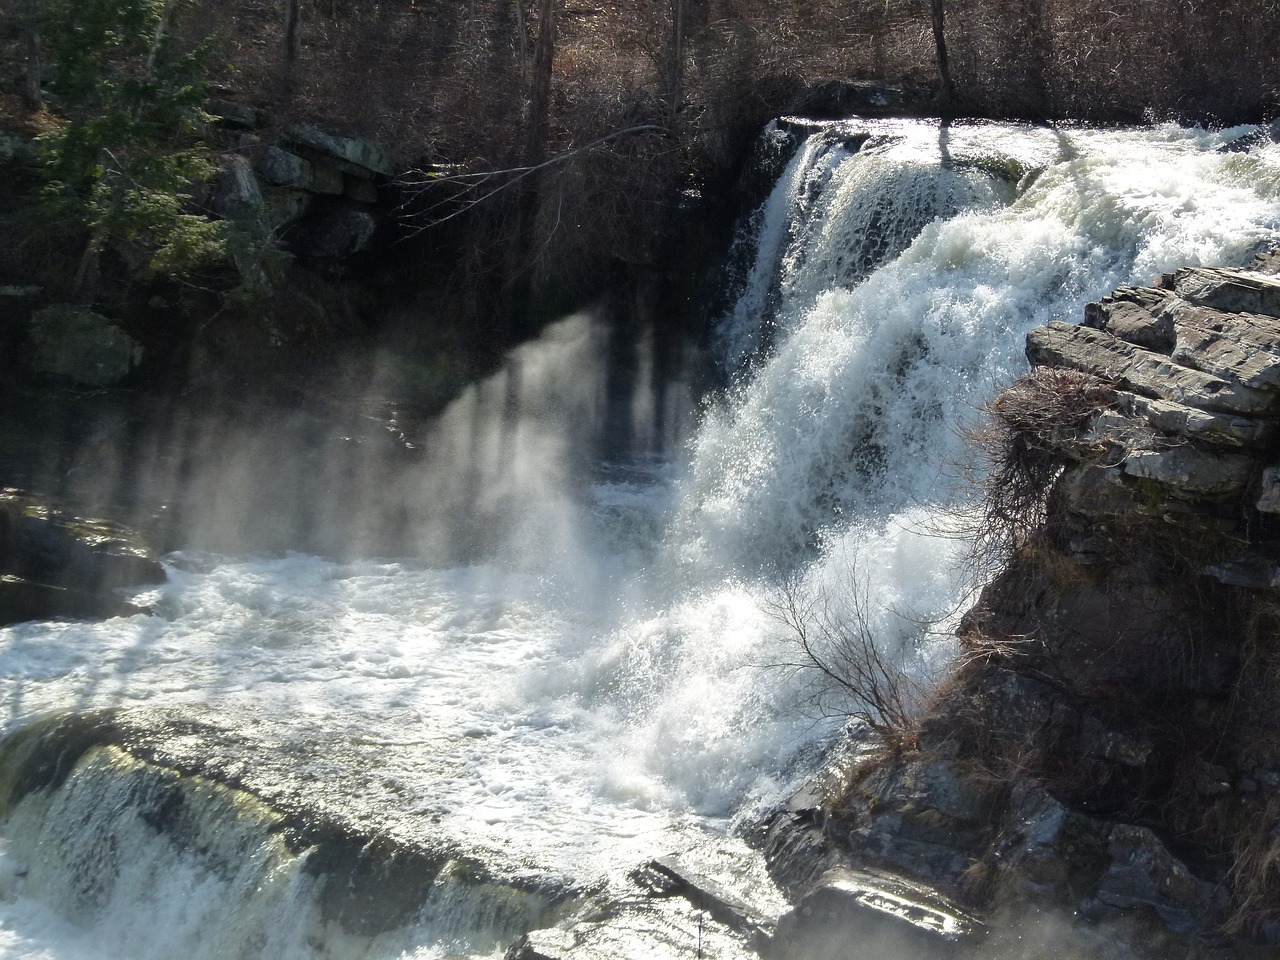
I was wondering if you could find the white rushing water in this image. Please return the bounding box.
[2,119,1280,959]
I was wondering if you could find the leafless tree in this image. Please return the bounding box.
[20,0,42,109]
[930,0,955,110]
[525,0,556,166]
[764,572,926,752]
[283,0,301,70]
[664,0,687,127]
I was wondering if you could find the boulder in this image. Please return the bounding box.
[1257,466,1280,513]
[26,305,142,386]
[1083,293,1175,353]
[1093,824,1223,934]
[0,575,142,623]
[210,154,264,219]
[285,126,396,179]
[989,782,1111,907]
[841,757,1001,883]
[1171,267,1280,319]
[0,131,36,164]
[255,145,311,188]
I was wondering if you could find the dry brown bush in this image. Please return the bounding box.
[963,367,1115,570]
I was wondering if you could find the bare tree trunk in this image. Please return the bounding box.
[525,0,556,165]
[145,0,177,76]
[74,224,107,303]
[502,0,557,336]
[20,0,42,110]
[665,0,686,126]
[283,0,302,70]
[514,0,529,85]
[930,0,956,112]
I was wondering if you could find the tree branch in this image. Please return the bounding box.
[394,124,668,235]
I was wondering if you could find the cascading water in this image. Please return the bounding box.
[2,119,1279,959]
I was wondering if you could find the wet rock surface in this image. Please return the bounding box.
[771,867,979,960]
[0,709,579,946]
[0,489,165,625]
[0,708,796,958]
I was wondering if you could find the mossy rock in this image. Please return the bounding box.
[26,305,142,386]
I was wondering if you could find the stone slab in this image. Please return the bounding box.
[1113,391,1273,448]
[1083,288,1176,353]
[1025,322,1276,416]
[1120,446,1254,497]
[771,867,979,960]
[1160,298,1280,389]
[1172,267,1280,319]
[286,125,396,178]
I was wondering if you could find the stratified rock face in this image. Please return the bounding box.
[1029,258,1280,514]
[939,248,1280,950]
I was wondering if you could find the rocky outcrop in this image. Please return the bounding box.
[219,117,400,270]
[767,248,1280,959]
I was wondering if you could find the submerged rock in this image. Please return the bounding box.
[0,709,579,950]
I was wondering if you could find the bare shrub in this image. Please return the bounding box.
[763,572,929,753]
[1223,795,1280,937]
[963,368,1115,569]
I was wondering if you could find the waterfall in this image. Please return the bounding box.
[2,119,1279,959]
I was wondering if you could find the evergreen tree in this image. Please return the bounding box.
[35,0,238,299]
